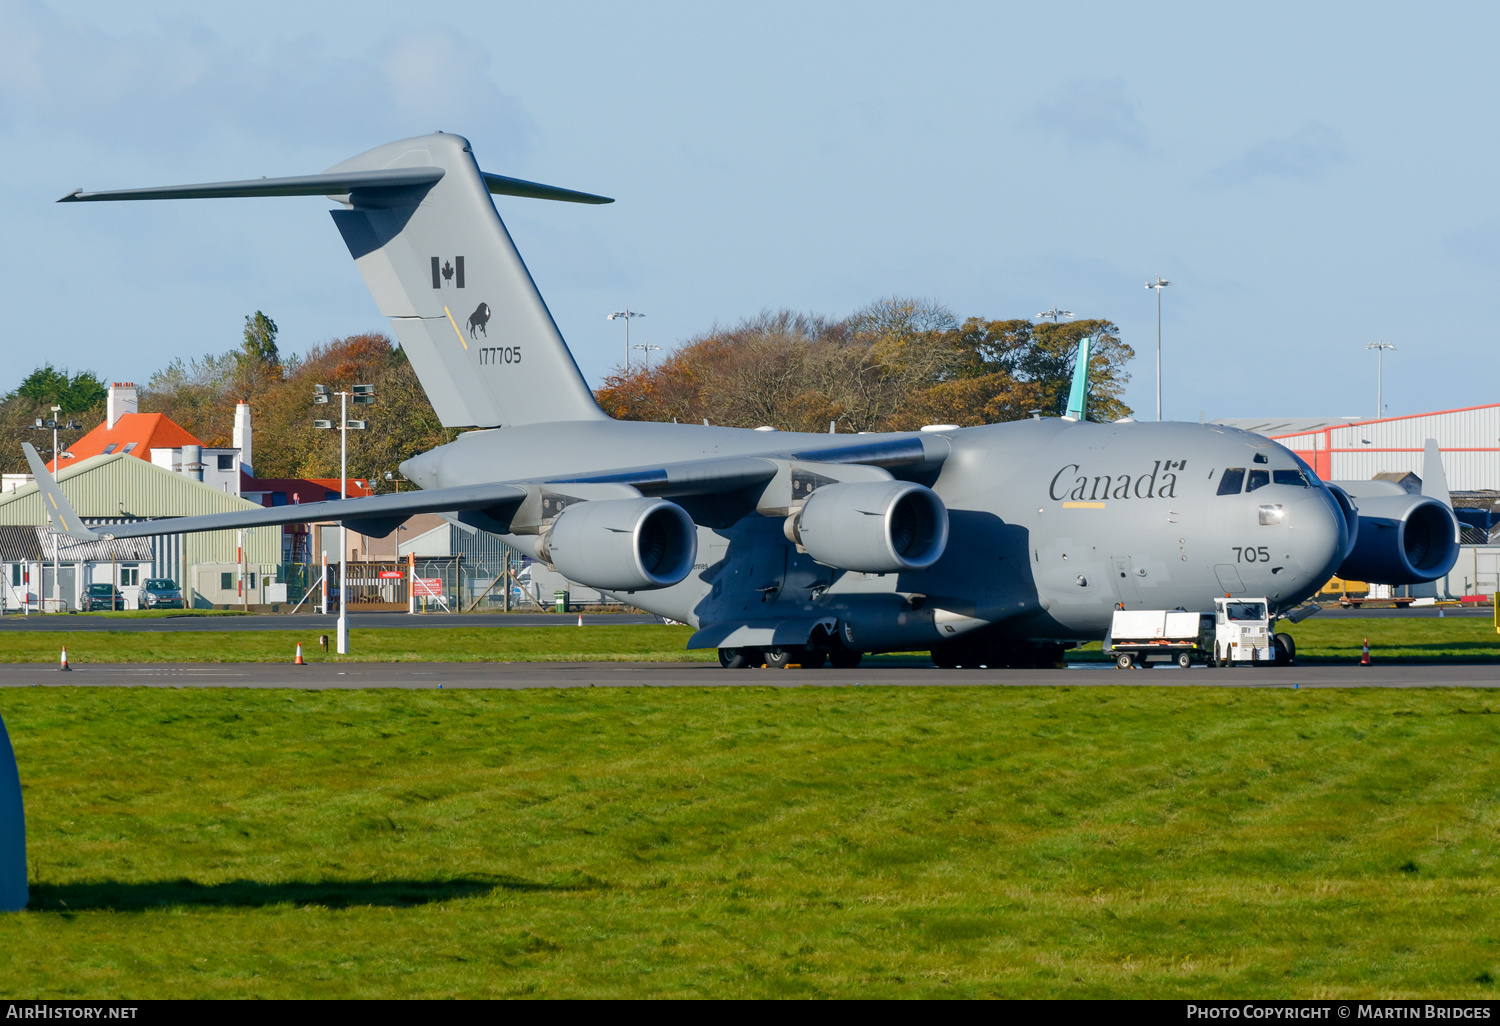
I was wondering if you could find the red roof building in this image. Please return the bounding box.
[50,411,203,473]
[239,476,374,506]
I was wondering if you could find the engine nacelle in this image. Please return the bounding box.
[1324,483,1360,563]
[1336,493,1459,585]
[541,498,697,591]
[787,481,948,573]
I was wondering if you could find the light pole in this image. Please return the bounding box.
[631,342,661,371]
[608,308,645,369]
[32,406,80,472]
[1035,308,1072,323]
[33,406,78,613]
[1366,340,1396,418]
[313,382,373,654]
[1145,276,1171,421]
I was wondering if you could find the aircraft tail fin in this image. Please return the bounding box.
[1064,336,1091,420]
[1421,439,1451,506]
[61,134,613,429]
[21,443,99,540]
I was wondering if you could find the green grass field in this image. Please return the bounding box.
[1,684,1498,998]
[1,614,1495,664]
[0,625,714,664]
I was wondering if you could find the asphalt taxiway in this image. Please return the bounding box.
[2,661,1497,689]
[0,612,661,632]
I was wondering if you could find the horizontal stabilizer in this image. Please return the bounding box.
[58,168,445,203]
[91,481,528,541]
[482,172,612,204]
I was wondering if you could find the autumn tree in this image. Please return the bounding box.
[594,299,1133,431]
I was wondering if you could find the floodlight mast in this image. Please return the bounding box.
[1366,340,1396,418]
[1036,308,1072,323]
[632,342,661,371]
[313,383,372,653]
[32,404,80,613]
[1145,276,1171,422]
[607,308,645,369]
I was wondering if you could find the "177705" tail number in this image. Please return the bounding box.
[479,346,522,365]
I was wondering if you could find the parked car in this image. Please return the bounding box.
[85,583,125,612]
[141,578,184,610]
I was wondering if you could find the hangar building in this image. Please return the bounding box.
[1213,404,1500,490]
[0,452,278,610]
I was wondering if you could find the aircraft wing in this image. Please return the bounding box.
[21,444,528,542]
[540,434,950,496]
[21,432,948,542]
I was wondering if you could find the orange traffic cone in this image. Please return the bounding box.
[294,643,305,665]
[59,646,70,671]
[1361,637,1371,666]
[577,614,583,627]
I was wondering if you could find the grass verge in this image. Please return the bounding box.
[0,625,713,663]
[1,615,1495,666]
[1,685,1498,998]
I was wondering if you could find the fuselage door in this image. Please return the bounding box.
[1214,563,1246,595]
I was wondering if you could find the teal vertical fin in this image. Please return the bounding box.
[1065,336,1091,421]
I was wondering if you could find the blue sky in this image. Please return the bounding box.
[2,0,1495,421]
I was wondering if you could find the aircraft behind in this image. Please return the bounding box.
[35,132,1460,668]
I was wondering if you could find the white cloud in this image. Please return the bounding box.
[1200,122,1346,188]
[1025,78,1147,151]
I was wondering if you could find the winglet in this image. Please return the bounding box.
[20,443,99,540]
[1064,336,1091,421]
[1421,439,1451,507]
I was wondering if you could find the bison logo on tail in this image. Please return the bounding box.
[467,302,491,338]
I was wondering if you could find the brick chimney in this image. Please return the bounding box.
[107,382,137,429]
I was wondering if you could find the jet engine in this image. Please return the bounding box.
[785,481,948,573]
[1324,483,1360,563]
[1336,492,1459,585]
[540,498,697,591]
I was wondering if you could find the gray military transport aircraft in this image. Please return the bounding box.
[25,132,1461,669]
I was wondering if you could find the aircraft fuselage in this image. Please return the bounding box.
[402,416,1347,652]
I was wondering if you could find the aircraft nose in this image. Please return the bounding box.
[1279,488,1346,583]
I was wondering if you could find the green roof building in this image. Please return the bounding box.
[0,453,281,610]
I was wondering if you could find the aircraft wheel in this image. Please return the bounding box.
[764,647,795,670]
[1115,653,1134,670]
[1274,633,1295,666]
[829,647,862,669]
[719,648,751,669]
[1177,652,1192,669]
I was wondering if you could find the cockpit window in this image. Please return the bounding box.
[1290,451,1321,483]
[1218,468,1245,495]
[1225,601,1267,621]
[1246,469,1271,492]
[1272,469,1308,487]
